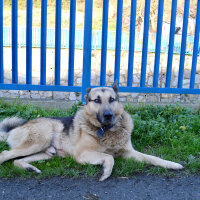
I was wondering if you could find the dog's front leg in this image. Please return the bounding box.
[122,141,184,170]
[75,151,114,181]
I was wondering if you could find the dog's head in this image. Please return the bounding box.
[84,81,124,126]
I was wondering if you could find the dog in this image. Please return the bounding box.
[0,81,183,181]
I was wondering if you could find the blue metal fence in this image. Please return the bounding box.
[0,0,200,102]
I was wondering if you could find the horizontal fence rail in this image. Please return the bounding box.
[2,26,200,55]
[0,0,200,103]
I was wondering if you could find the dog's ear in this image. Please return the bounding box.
[112,80,118,93]
[84,88,92,104]
[86,88,92,94]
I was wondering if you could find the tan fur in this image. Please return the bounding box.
[0,86,183,181]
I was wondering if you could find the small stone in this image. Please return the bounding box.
[127,96,134,102]
[9,90,19,94]
[131,93,138,98]
[31,94,41,99]
[0,91,5,98]
[147,96,158,102]
[138,96,146,103]
[39,91,52,99]
[69,92,76,101]
[119,93,129,97]
[53,92,65,100]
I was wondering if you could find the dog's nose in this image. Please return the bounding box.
[103,111,113,121]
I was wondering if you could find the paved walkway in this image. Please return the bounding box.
[0,175,200,200]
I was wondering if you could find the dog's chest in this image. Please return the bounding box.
[99,129,130,150]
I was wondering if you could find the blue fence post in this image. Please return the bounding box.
[12,0,18,84]
[153,0,164,88]
[26,0,32,85]
[100,0,109,86]
[55,0,62,85]
[40,0,47,85]
[127,0,137,87]
[140,0,151,87]
[114,0,123,84]
[178,0,190,88]
[68,0,76,86]
[190,0,200,89]
[0,0,3,83]
[81,0,93,102]
[165,0,177,88]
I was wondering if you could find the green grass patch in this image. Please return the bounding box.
[0,100,200,179]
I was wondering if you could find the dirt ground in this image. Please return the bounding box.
[0,175,200,200]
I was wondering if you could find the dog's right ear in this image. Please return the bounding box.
[112,80,118,93]
[84,88,91,104]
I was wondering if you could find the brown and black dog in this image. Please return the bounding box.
[0,82,183,181]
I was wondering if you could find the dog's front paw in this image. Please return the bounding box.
[97,167,111,181]
[99,172,110,181]
[98,156,114,181]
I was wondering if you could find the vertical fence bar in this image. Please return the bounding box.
[26,0,32,84]
[165,0,177,87]
[0,0,3,83]
[100,0,109,86]
[81,0,93,102]
[178,0,190,88]
[127,0,137,87]
[68,0,76,86]
[114,0,123,83]
[190,0,200,89]
[140,0,151,87]
[55,0,62,85]
[12,0,18,84]
[40,0,47,85]
[153,0,164,87]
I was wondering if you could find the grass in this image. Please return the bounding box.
[0,99,200,179]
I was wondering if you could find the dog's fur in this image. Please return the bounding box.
[0,82,183,181]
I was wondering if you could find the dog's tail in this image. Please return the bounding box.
[0,117,26,141]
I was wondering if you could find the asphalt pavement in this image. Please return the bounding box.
[0,175,200,200]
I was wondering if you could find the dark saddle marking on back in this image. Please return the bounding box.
[50,116,75,135]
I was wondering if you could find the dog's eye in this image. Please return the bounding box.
[109,97,115,103]
[94,99,101,103]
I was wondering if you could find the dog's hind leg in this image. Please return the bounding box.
[0,143,48,164]
[75,151,114,181]
[13,153,52,173]
[123,141,183,170]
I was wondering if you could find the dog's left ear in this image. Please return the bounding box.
[112,80,118,93]
[84,88,91,104]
